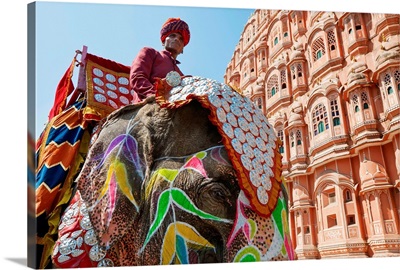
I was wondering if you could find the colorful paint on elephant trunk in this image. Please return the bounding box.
[141,147,233,264]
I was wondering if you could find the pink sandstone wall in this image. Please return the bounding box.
[224,10,400,259]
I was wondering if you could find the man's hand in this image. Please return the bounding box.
[153,77,173,92]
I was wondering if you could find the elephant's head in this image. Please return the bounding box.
[53,77,294,267]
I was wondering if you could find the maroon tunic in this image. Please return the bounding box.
[129,47,183,101]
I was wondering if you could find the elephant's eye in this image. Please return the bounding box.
[195,180,235,219]
[209,185,229,202]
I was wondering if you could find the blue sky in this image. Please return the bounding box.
[33,2,254,137]
[31,0,400,138]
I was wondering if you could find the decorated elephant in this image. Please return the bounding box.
[50,76,294,267]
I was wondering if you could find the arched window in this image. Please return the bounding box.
[344,189,352,202]
[313,103,329,135]
[395,70,400,92]
[312,37,326,61]
[327,30,336,51]
[297,63,303,77]
[296,130,302,145]
[274,37,279,46]
[278,129,284,153]
[361,92,369,110]
[352,94,359,112]
[384,73,392,94]
[330,98,340,123]
[296,63,303,78]
[383,70,400,98]
[267,75,279,98]
[291,65,296,79]
[290,132,294,147]
[280,69,287,89]
[256,97,263,110]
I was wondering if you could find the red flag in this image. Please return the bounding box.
[48,59,75,120]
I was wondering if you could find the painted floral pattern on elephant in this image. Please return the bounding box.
[51,76,294,267]
[141,147,233,264]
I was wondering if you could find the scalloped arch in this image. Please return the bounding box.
[314,171,354,197]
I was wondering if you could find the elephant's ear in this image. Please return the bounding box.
[76,103,150,248]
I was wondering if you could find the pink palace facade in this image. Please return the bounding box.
[224,10,400,259]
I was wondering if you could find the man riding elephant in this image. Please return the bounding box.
[130,17,190,103]
[50,74,295,267]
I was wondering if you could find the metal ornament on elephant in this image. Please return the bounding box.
[156,76,282,218]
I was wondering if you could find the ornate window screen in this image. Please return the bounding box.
[327,30,336,50]
[312,37,326,61]
[267,75,279,98]
[296,130,302,145]
[361,92,369,109]
[330,98,340,126]
[352,94,359,112]
[280,69,287,89]
[394,70,400,90]
[278,129,284,153]
[312,103,329,135]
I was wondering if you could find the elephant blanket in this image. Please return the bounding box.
[51,76,295,267]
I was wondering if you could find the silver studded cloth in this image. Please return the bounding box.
[52,191,114,267]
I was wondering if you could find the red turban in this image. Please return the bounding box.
[160,18,190,46]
